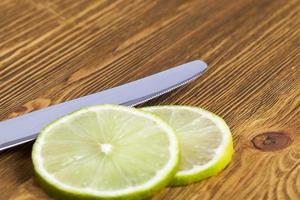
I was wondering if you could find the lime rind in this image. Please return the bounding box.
[142,105,233,186]
[32,104,180,199]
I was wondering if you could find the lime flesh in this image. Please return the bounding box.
[142,106,233,186]
[32,105,180,199]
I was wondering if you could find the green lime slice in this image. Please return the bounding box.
[142,106,233,186]
[32,105,180,199]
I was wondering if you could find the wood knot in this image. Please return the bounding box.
[251,132,292,151]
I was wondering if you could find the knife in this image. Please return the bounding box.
[0,60,207,151]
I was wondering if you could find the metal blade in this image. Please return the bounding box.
[0,60,207,151]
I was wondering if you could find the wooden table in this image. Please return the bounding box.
[0,0,299,199]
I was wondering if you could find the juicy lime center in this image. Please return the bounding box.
[100,143,113,154]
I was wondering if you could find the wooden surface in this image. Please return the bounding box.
[0,0,299,199]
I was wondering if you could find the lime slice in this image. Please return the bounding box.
[142,106,233,186]
[32,105,180,199]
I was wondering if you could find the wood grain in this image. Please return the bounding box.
[0,0,299,199]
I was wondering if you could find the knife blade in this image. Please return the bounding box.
[0,60,207,151]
